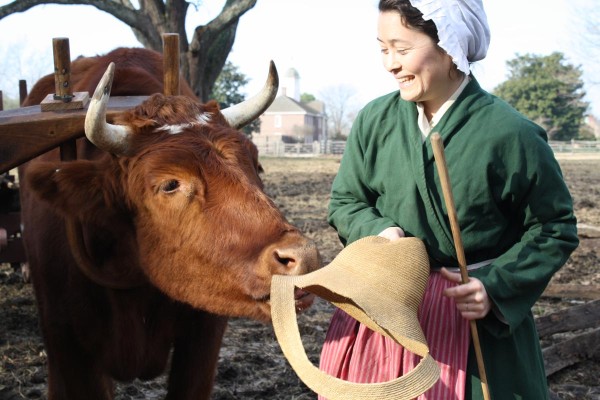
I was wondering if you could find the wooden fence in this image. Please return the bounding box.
[254,140,346,157]
[550,140,600,153]
[256,139,600,157]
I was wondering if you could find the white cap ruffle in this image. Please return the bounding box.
[408,0,490,74]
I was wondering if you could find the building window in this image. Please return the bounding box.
[274,115,282,128]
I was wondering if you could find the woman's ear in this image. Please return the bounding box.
[448,59,464,80]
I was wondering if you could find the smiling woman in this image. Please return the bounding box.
[316,1,579,400]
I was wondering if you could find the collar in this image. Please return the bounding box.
[417,75,471,140]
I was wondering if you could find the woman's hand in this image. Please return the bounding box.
[377,226,405,241]
[440,267,491,320]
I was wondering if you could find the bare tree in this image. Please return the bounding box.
[0,41,52,109]
[0,0,257,101]
[319,84,359,138]
[572,1,600,86]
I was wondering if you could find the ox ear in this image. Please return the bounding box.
[243,136,264,174]
[25,160,112,219]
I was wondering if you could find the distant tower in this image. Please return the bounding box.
[282,67,301,101]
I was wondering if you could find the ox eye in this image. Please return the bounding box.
[160,179,180,193]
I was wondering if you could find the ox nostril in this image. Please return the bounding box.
[273,249,301,273]
[274,249,298,270]
[271,240,321,275]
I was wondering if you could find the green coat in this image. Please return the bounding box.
[328,78,579,400]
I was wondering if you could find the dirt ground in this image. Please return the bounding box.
[1,156,599,399]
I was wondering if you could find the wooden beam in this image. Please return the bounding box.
[0,96,147,173]
[40,91,90,112]
[543,328,600,376]
[536,300,600,338]
[550,384,600,398]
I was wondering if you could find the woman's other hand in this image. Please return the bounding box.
[441,267,491,320]
[377,226,405,241]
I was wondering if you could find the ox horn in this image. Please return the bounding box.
[85,62,133,155]
[221,60,279,129]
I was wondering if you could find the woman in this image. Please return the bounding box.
[318,0,579,399]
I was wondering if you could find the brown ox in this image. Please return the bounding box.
[18,47,320,400]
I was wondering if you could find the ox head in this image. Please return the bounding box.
[25,62,321,322]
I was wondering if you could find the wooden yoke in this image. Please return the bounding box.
[0,34,183,174]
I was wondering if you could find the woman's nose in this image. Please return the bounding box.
[383,52,401,72]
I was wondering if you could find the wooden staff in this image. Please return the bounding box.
[430,132,492,400]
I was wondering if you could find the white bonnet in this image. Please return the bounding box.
[408,0,490,74]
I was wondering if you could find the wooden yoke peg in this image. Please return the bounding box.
[40,38,89,112]
[19,80,28,106]
[39,38,87,161]
[162,33,180,96]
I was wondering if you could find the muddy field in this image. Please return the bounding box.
[1,156,599,399]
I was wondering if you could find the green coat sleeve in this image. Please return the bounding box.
[328,102,400,245]
[468,120,579,337]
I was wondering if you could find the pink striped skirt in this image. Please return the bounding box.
[318,271,470,400]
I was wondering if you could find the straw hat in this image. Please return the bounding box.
[270,236,440,400]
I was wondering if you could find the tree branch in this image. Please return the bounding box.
[187,0,256,100]
[0,0,46,17]
[0,0,156,41]
[207,0,257,35]
[164,0,189,47]
[190,0,256,53]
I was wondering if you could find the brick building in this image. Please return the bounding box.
[252,68,327,149]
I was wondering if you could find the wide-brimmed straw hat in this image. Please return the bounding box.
[270,236,440,400]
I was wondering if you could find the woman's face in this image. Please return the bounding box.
[377,11,458,114]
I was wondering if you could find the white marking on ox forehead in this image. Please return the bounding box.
[155,112,213,135]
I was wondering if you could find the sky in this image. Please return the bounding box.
[0,0,598,116]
